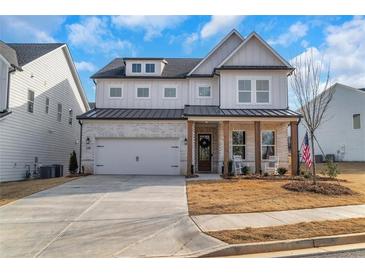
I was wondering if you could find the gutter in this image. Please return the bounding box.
[78,120,83,174]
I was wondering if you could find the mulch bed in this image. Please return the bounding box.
[222,174,347,182]
[282,181,355,196]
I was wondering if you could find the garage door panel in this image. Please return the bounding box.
[95,138,180,175]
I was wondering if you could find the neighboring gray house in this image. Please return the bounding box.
[0,42,89,182]
[298,83,365,162]
[78,30,301,176]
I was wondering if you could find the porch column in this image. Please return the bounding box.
[187,120,193,176]
[290,121,299,176]
[223,121,230,176]
[254,121,261,174]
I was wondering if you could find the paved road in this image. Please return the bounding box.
[0,175,224,258]
[300,249,365,258]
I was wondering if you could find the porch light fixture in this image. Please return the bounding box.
[184,138,188,145]
[86,137,90,144]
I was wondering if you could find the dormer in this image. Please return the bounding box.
[124,58,167,77]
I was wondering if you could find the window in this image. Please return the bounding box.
[353,114,361,129]
[163,87,177,98]
[137,87,150,98]
[261,131,275,160]
[232,131,246,160]
[238,80,251,103]
[132,63,141,73]
[57,103,62,122]
[145,63,155,73]
[27,90,34,113]
[45,97,49,114]
[68,109,73,125]
[256,79,270,103]
[109,87,122,98]
[198,86,211,97]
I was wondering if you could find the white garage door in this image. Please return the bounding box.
[95,138,180,175]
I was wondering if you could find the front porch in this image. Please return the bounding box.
[186,118,299,176]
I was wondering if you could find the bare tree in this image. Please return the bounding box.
[290,49,334,183]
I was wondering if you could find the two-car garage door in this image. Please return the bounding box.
[94,138,180,175]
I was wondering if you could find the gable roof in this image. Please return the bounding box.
[217,32,292,68]
[0,41,19,68]
[91,57,202,79]
[6,43,65,67]
[187,29,244,76]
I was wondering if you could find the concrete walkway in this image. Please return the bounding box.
[192,204,365,232]
[0,175,224,257]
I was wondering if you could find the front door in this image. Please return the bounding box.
[198,134,212,172]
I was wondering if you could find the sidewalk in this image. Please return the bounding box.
[191,204,365,232]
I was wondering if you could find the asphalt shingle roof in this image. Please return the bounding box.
[91,58,202,79]
[6,43,65,67]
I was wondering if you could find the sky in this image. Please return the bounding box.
[0,15,364,108]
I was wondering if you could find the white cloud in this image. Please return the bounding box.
[269,21,308,47]
[183,33,199,54]
[300,39,309,48]
[66,17,133,56]
[111,16,187,41]
[200,16,245,39]
[0,16,65,43]
[75,61,97,72]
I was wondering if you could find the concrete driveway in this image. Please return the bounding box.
[0,175,224,257]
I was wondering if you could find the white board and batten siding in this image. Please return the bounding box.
[0,47,88,182]
[94,138,180,175]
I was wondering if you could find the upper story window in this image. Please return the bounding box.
[163,87,177,98]
[232,131,246,160]
[45,97,49,114]
[145,63,155,73]
[68,109,73,125]
[261,130,275,160]
[256,80,270,103]
[353,114,361,129]
[238,80,251,103]
[57,103,62,122]
[137,87,150,98]
[132,63,142,73]
[198,86,211,97]
[27,90,35,113]
[109,87,122,98]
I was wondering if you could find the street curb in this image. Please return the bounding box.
[197,232,365,257]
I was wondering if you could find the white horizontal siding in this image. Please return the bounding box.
[0,47,87,182]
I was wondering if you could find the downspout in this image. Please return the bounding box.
[6,68,15,111]
[296,116,301,176]
[78,119,83,174]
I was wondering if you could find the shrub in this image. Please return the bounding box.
[69,150,78,174]
[241,166,251,175]
[277,167,287,176]
[228,160,234,176]
[263,172,269,177]
[324,161,339,179]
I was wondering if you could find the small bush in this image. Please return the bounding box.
[228,160,234,176]
[277,167,287,176]
[263,172,269,177]
[323,161,339,179]
[69,150,78,174]
[241,166,251,175]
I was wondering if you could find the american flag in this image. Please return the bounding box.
[301,132,312,168]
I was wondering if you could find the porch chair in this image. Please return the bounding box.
[232,155,243,175]
[264,156,280,175]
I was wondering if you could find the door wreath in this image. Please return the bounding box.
[199,137,211,148]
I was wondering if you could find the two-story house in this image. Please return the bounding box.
[0,42,89,182]
[77,30,301,176]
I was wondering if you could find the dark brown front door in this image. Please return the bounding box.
[198,134,212,172]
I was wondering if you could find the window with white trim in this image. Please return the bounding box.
[261,131,275,160]
[109,87,122,98]
[27,90,35,113]
[198,86,211,97]
[45,97,49,114]
[238,80,251,103]
[353,114,361,129]
[145,63,155,73]
[68,109,73,125]
[232,131,246,160]
[57,103,62,122]
[132,63,141,73]
[137,87,150,98]
[164,87,177,98]
[256,79,270,103]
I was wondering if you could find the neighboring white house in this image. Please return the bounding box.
[298,83,365,162]
[77,30,301,176]
[0,42,89,182]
